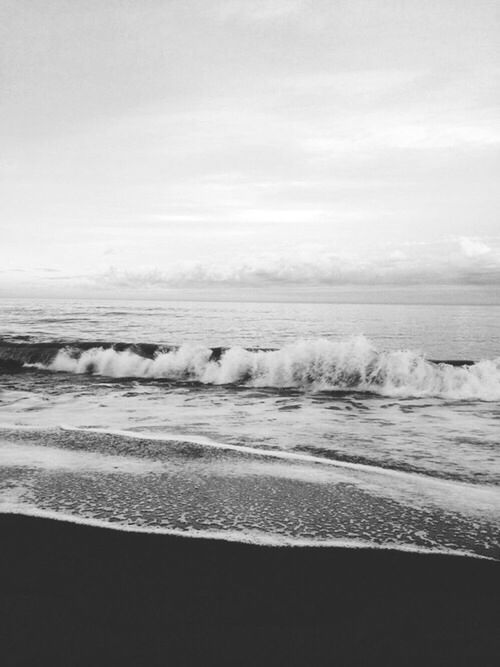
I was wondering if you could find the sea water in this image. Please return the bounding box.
[0,298,499,557]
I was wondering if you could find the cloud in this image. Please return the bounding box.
[459,237,492,258]
[91,237,500,290]
[301,113,500,155]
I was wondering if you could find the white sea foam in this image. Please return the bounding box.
[29,336,500,400]
[56,424,463,482]
[0,440,163,474]
[58,425,500,515]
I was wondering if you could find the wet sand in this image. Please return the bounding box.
[0,514,498,666]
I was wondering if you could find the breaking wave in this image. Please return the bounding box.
[4,336,500,400]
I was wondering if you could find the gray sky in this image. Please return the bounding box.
[1,0,499,299]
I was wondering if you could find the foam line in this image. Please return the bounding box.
[0,507,488,559]
[59,425,497,495]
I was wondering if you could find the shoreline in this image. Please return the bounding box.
[1,508,493,559]
[1,514,498,665]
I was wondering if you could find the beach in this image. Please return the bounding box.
[1,301,499,664]
[0,514,498,666]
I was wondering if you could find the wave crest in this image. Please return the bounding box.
[26,336,500,400]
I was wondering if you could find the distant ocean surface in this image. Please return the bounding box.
[0,298,499,558]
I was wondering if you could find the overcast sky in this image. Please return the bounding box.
[1,0,499,299]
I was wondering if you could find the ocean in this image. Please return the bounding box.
[0,297,499,559]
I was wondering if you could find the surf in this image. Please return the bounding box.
[3,336,499,400]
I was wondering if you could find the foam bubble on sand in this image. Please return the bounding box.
[0,507,489,559]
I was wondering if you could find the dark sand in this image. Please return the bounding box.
[0,515,498,666]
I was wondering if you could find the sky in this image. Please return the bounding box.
[1,0,499,301]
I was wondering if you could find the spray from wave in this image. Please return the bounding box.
[20,336,500,400]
